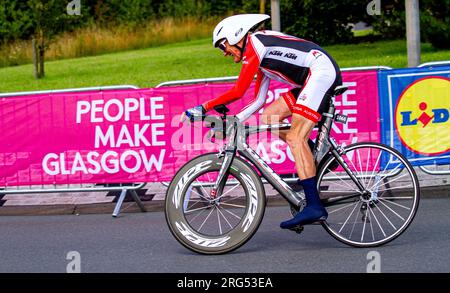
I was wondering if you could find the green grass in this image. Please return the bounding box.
[328,40,450,68]
[1,38,449,93]
[352,28,375,37]
[0,16,219,68]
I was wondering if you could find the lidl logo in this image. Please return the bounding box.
[400,102,448,127]
[395,77,450,155]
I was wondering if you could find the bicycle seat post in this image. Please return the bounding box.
[314,96,336,165]
[324,96,336,129]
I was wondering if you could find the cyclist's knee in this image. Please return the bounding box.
[260,112,271,124]
[286,132,304,148]
[261,110,283,124]
[261,99,290,124]
[286,129,310,150]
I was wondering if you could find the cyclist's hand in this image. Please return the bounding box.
[180,105,206,124]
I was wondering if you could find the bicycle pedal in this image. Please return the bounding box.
[289,225,304,234]
[361,215,370,223]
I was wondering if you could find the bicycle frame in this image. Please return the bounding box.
[213,117,304,208]
[168,89,419,253]
[209,97,368,210]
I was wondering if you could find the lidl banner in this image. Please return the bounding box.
[378,65,450,166]
[0,70,379,186]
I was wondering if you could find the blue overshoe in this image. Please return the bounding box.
[281,177,327,229]
[280,205,328,229]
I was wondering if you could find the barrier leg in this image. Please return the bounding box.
[112,189,127,218]
[130,190,146,212]
[419,165,450,175]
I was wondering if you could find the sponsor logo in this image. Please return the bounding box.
[175,221,230,247]
[311,50,322,59]
[235,28,243,37]
[395,77,450,155]
[268,50,283,57]
[240,172,258,233]
[293,105,320,122]
[284,52,297,60]
[173,160,212,209]
[298,93,307,101]
[268,50,298,60]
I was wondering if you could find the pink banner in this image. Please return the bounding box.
[244,70,380,175]
[0,70,379,186]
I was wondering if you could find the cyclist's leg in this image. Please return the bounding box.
[262,91,311,189]
[260,94,292,141]
[281,63,338,229]
[281,112,328,229]
[261,88,316,151]
[286,114,316,179]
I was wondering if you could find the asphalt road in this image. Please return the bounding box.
[0,198,449,273]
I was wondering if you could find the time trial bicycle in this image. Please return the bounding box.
[165,85,420,254]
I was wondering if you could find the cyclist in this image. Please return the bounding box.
[182,14,342,230]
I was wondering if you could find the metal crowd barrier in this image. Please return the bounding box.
[415,61,450,175]
[155,66,394,88]
[417,60,450,68]
[1,63,448,213]
[0,85,146,217]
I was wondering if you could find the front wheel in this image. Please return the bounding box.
[165,153,266,254]
[317,142,420,247]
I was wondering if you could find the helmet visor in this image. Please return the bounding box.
[217,39,227,52]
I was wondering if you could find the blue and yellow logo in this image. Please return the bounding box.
[395,77,450,155]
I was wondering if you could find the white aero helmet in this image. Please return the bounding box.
[212,14,270,47]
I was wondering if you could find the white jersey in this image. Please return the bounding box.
[204,30,341,123]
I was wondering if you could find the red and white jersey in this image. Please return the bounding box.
[203,30,340,121]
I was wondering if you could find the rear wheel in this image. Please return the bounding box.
[165,153,266,254]
[317,142,420,247]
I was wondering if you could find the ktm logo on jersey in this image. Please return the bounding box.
[284,53,297,60]
[269,50,283,57]
[268,50,297,60]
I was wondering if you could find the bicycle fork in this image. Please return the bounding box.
[211,121,238,199]
[211,146,236,199]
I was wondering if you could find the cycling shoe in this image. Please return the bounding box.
[280,206,328,229]
[289,225,304,234]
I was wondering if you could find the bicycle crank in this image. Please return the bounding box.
[289,225,305,234]
[360,203,370,223]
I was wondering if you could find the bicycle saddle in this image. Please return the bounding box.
[332,85,348,96]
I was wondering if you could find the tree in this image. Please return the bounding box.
[369,0,450,49]
[242,0,368,45]
[420,0,450,49]
[27,0,81,78]
[0,1,34,43]
[281,0,368,45]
